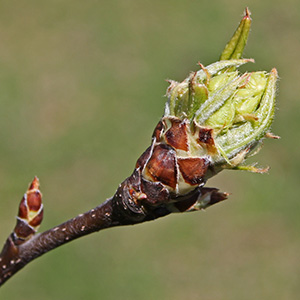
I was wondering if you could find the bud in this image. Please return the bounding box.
[141,8,278,197]
[116,8,279,216]
[13,177,43,244]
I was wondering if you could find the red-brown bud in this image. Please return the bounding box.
[14,177,43,242]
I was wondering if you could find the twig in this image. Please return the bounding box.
[0,8,278,287]
[0,169,226,286]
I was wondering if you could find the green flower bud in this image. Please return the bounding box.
[126,8,279,215]
[163,8,278,173]
[165,58,278,171]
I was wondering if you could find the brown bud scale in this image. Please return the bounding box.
[177,157,209,185]
[144,144,178,190]
[26,191,42,212]
[164,118,189,151]
[194,125,218,155]
[18,197,28,219]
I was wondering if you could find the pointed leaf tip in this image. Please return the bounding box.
[220,8,252,61]
[29,176,40,191]
[244,7,251,19]
[271,67,278,76]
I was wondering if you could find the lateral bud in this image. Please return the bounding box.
[13,177,43,244]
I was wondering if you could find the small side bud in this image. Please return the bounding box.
[13,177,43,244]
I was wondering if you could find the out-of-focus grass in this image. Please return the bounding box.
[0,0,299,299]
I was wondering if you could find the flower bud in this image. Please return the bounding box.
[143,8,278,197]
[164,59,277,172]
[130,8,278,212]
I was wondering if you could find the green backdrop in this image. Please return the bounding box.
[0,0,299,299]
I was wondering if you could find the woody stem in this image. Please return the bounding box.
[0,171,174,287]
[0,198,114,286]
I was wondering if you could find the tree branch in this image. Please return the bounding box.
[0,8,278,287]
[0,170,226,286]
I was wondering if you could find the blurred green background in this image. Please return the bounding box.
[0,0,299,299]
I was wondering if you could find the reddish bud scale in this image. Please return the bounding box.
[195,127,218,155]
[14,177,43,243]
[164,118,189,151]
[144,144,178,189]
